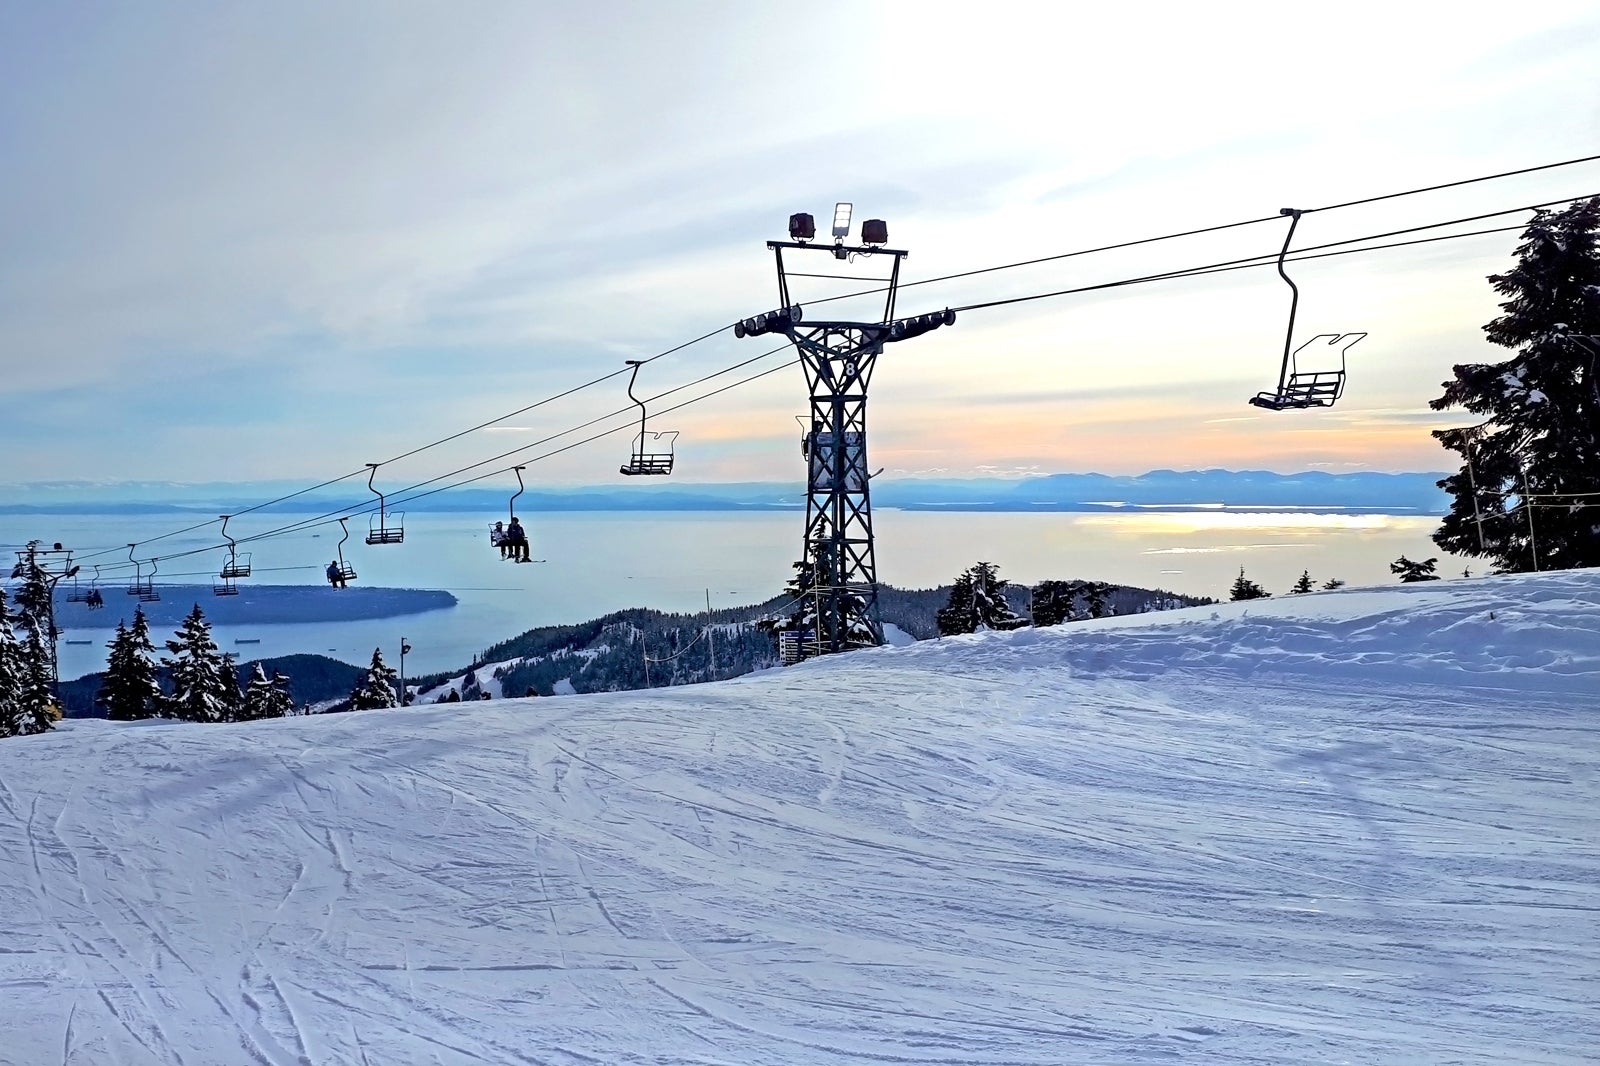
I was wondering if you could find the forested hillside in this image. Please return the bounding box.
[415,580,1212,699]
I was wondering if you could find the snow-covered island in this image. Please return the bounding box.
[2,568,1596,1063]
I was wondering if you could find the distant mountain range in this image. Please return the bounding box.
[0,470,1450,515]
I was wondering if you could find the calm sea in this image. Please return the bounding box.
[3,509,1462,680]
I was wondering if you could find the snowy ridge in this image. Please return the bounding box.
[1,570,1596,1064]
[896,570,1600,693]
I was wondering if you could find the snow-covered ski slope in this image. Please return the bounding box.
[3,571,1597,1065]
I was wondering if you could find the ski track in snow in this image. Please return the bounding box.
[1,570,1598,1064]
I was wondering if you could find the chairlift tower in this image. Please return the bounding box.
[736,204,955,657]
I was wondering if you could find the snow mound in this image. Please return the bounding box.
[887,568,1600,693]
[1,569,1595,1064]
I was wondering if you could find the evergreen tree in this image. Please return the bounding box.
[938,563,1025,634]
[1321,577,1346,590]
[1429,197,1600,572]
[239,662,275,721]
[99,608,163,721]
[162,604,238,722]
[1390,555,1441,583]
[1030,579,1081,627]
[12,551,60,647]
[8,558,60,734]
[758,560,818,638]
[1290,570,1316,594]
[936,569,978,636]
[1229,568,1270,601]
[1083,581,1115,619]
[350,647,400,709]
[12,611,59,735]
[236,663,293,721]
[267,671,295,719]
[969,562,1025,630]
[0,589,24,738]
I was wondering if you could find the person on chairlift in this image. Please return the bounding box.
[491,520,507,558]
[326,560,347,588]
[507,516,530,563]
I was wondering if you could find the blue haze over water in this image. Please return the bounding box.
[3,509,1463,682]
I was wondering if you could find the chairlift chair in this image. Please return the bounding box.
[84,566,105,609]
[333,517,358,582]
[490,466,528,549]
[125,545,158,601]
[65,571,89,602]
[213,574,239,597]
[219,515,252,578]
[618,360,679,476]
[1249,332,1365,410]
[363,463,405,544]
[1248,208,1364,411]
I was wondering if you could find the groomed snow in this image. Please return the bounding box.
[2,570,1597,1064]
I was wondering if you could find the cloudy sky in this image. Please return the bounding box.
[3,0,1598,494]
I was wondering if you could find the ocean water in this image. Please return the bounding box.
[3,509,1462,680]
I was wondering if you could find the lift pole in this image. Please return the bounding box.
[737,207,954,657]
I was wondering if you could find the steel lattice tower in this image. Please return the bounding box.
[736,207,954,657]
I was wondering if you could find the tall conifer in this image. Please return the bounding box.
[1430,197,1600,571]
[350,648,400,710]
[162,604,238,723]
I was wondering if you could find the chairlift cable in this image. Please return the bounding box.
[945,192,1597,316]
[91,344,801,566]
[798,153,1600,312]
[61,179,1598,570]
[1304,152,1600,214]
[76,212,1556,573]
[65,329,736,566]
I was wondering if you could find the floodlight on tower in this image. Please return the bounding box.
[789,213,816,241]
[832,202,852,238]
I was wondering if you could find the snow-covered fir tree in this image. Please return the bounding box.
[1430,196,1600,572]
[161,604,239,723]
[1030,580,1080,627]
[0,589,25,738]
[1290,570,1316,594]
[1082,580,1115,619]
[936,569,977,635]
[350,647,400,710]
[267,670,295,719]
[98,608,163,721]
[4,555,61,734]
[938,563,1025,635]
[12,610,59,735]
[759,560,818,636]
[1229,568,1270,601]
[239,662,294,721]
[1390,555,1441,583]
[12,554,55,632]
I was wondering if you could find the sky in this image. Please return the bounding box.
[3,0,1599,494]
[3,568,1596,1062]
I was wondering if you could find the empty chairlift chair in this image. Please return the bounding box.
[1249,332,1365,410]
[1248,208,1365,411]
[218,515,252,578]
[363,463,404,545]
[618,360,679,476]
[126,545,160,602]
